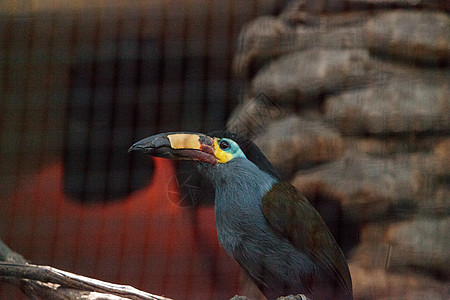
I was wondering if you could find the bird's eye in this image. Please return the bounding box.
[219,139,230,150]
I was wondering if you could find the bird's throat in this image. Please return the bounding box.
[211,159,277,253]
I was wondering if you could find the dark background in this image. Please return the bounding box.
[1,1,449,299]
[0,1,284,299]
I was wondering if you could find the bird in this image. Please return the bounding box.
[129,131,353,300]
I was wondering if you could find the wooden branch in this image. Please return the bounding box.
[0,239,171,300]
[0,239,309,300]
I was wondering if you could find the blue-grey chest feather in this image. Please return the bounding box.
[199,158,316,292]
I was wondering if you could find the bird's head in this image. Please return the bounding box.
[128,132,246,166]
[128,131,281,180]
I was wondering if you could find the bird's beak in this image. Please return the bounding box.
[128,132,217,165]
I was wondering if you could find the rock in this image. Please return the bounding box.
[349,263,450,300]
[251,49,381,103]
[432,187,450,216]
[233,15,367,77]
[253,115,344,177]
[401,150,449,193]
[343,136,445,156]
[365,11,450,65]
[433,139,450,174]
[351,217,450,278]
[232,5,450,300]
[408,152,450,182]
[226,94,287,139]
[393,151,450,217]
[385,217,450,278]
[281,0,449,15]
[281,1,371,24]
[349,224,390,268]
[233,17,298,77]
[291,153,418,222]
[414,185,450,217]
[324,81,450,135]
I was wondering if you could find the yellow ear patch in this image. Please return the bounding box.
[214,139,233,163]
[168,134,201,150]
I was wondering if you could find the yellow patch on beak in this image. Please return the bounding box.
[167,134,201,150]
[213,139,233,163]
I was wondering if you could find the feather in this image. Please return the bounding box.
[262,182,353,298]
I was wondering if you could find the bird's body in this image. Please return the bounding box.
[201,156,351,300]
[212,159,314,299]
[129,131,353,300]
[205,157,278,253]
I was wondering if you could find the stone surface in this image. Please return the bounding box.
[385,217,450,278]
[393,151,450,217]
[233,17,298,77]
[234,14,368,77]
[226,95,287,139]
[349,263,450,300]
[236,8,450,77]
[251,49,380,103]
[397,150,450,206]
[412,185,450,217]
[324,81,450,135]
[366,11,450,65]
[291,153,418,222]
[235,3,450,297]
[343,136,445,156]
[432,138,450,175]
[281,0,449,15]
[254,115,344,177]
[352,217,450,278]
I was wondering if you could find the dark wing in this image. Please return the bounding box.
[261,182,352,296]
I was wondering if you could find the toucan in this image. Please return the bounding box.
[129,131,352,300]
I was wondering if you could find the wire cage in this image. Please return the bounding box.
[1,1,449,299]
[0,1,284,299]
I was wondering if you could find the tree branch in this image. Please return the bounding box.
[0,239,171,300]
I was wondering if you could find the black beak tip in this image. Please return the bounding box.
[128,143,147,153]
[129,133,176,155]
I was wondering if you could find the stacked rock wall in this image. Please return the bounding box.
[229,1,449,298]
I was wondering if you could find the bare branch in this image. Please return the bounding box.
[0,239,171,300]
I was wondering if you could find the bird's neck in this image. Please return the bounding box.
[210,158,277,252]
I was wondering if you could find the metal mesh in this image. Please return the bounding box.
[0,1,281,299]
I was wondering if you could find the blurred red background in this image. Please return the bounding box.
[0,157,242,299]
